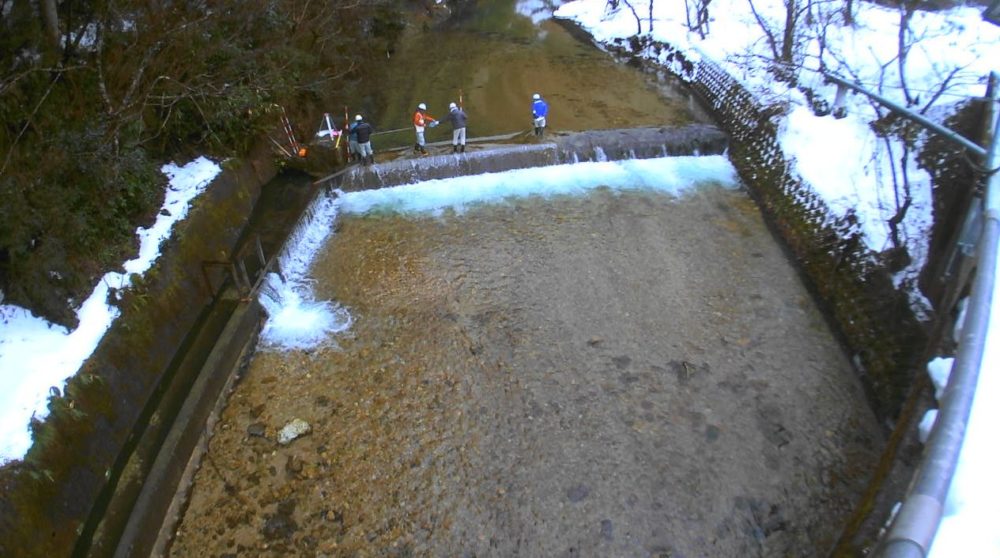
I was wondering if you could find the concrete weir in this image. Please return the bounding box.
[321,125,728,190]
[112,125,730,557]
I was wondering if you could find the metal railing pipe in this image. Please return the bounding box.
[824,73,989,159]
[878,71,1000,558]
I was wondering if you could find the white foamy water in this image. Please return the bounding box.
[257,193,352,351]
[259,156,739,351]
[338,156,738,215]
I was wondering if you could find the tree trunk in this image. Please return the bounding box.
[40,0,60,52]
[898,3,915,106]
[621,0,642,35]
[780,0,797,63]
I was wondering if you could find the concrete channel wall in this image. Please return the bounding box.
[0,140,279,558]
[115,297,263,558]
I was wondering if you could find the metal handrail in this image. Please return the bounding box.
[877,72,1000,557]
[825,73,988,158]
[200,235,274,299]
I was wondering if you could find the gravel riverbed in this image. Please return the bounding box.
[170,184,882,557]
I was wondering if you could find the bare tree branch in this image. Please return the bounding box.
[919,64,967,114]
[887,138,913,249]
[897,2,915,106]
[1,70,60,175]
[747,0,781,61]
[620,0,643,35]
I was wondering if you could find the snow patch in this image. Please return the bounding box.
[0,157,220,463]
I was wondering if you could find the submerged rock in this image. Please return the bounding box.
[261,498,298,540]
[247,422,266,438]
[567,484,590,503]
[277,418,312,445]
[600,519,614,541]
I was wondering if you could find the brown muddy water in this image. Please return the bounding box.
[171,186,881,557]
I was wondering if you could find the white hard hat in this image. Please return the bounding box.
[355,114,363,121]
[417,102,427,110]
[532,93,540,100]
[449,102,457,110]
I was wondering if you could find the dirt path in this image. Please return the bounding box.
[170,185,881,557]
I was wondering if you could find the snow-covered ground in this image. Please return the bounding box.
[553,0,999,555]
[0,157,220,461]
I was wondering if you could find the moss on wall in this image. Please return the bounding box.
[0,140,277,558]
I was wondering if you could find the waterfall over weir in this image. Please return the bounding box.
[325,125,728,191]
[258,192,352,351]
[259,126,731,351]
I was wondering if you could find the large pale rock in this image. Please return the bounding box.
[277,418,311,445]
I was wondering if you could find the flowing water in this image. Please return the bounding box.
[168,2,882,556]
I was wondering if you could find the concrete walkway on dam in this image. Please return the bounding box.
[168,156,884,557]
[313,125,729,191]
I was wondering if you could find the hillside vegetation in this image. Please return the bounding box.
[0,0,409,326]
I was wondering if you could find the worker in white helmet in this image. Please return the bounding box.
[447,101,468,154]
[347,114,362,162]
[412,102,438,154]
[531,93,548,137]
[354,115,375,165]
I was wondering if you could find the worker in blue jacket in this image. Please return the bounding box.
[531,93,548,137]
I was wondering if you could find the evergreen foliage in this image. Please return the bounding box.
[0,0,407,325]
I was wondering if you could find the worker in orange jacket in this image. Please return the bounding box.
[412,102,438,154]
